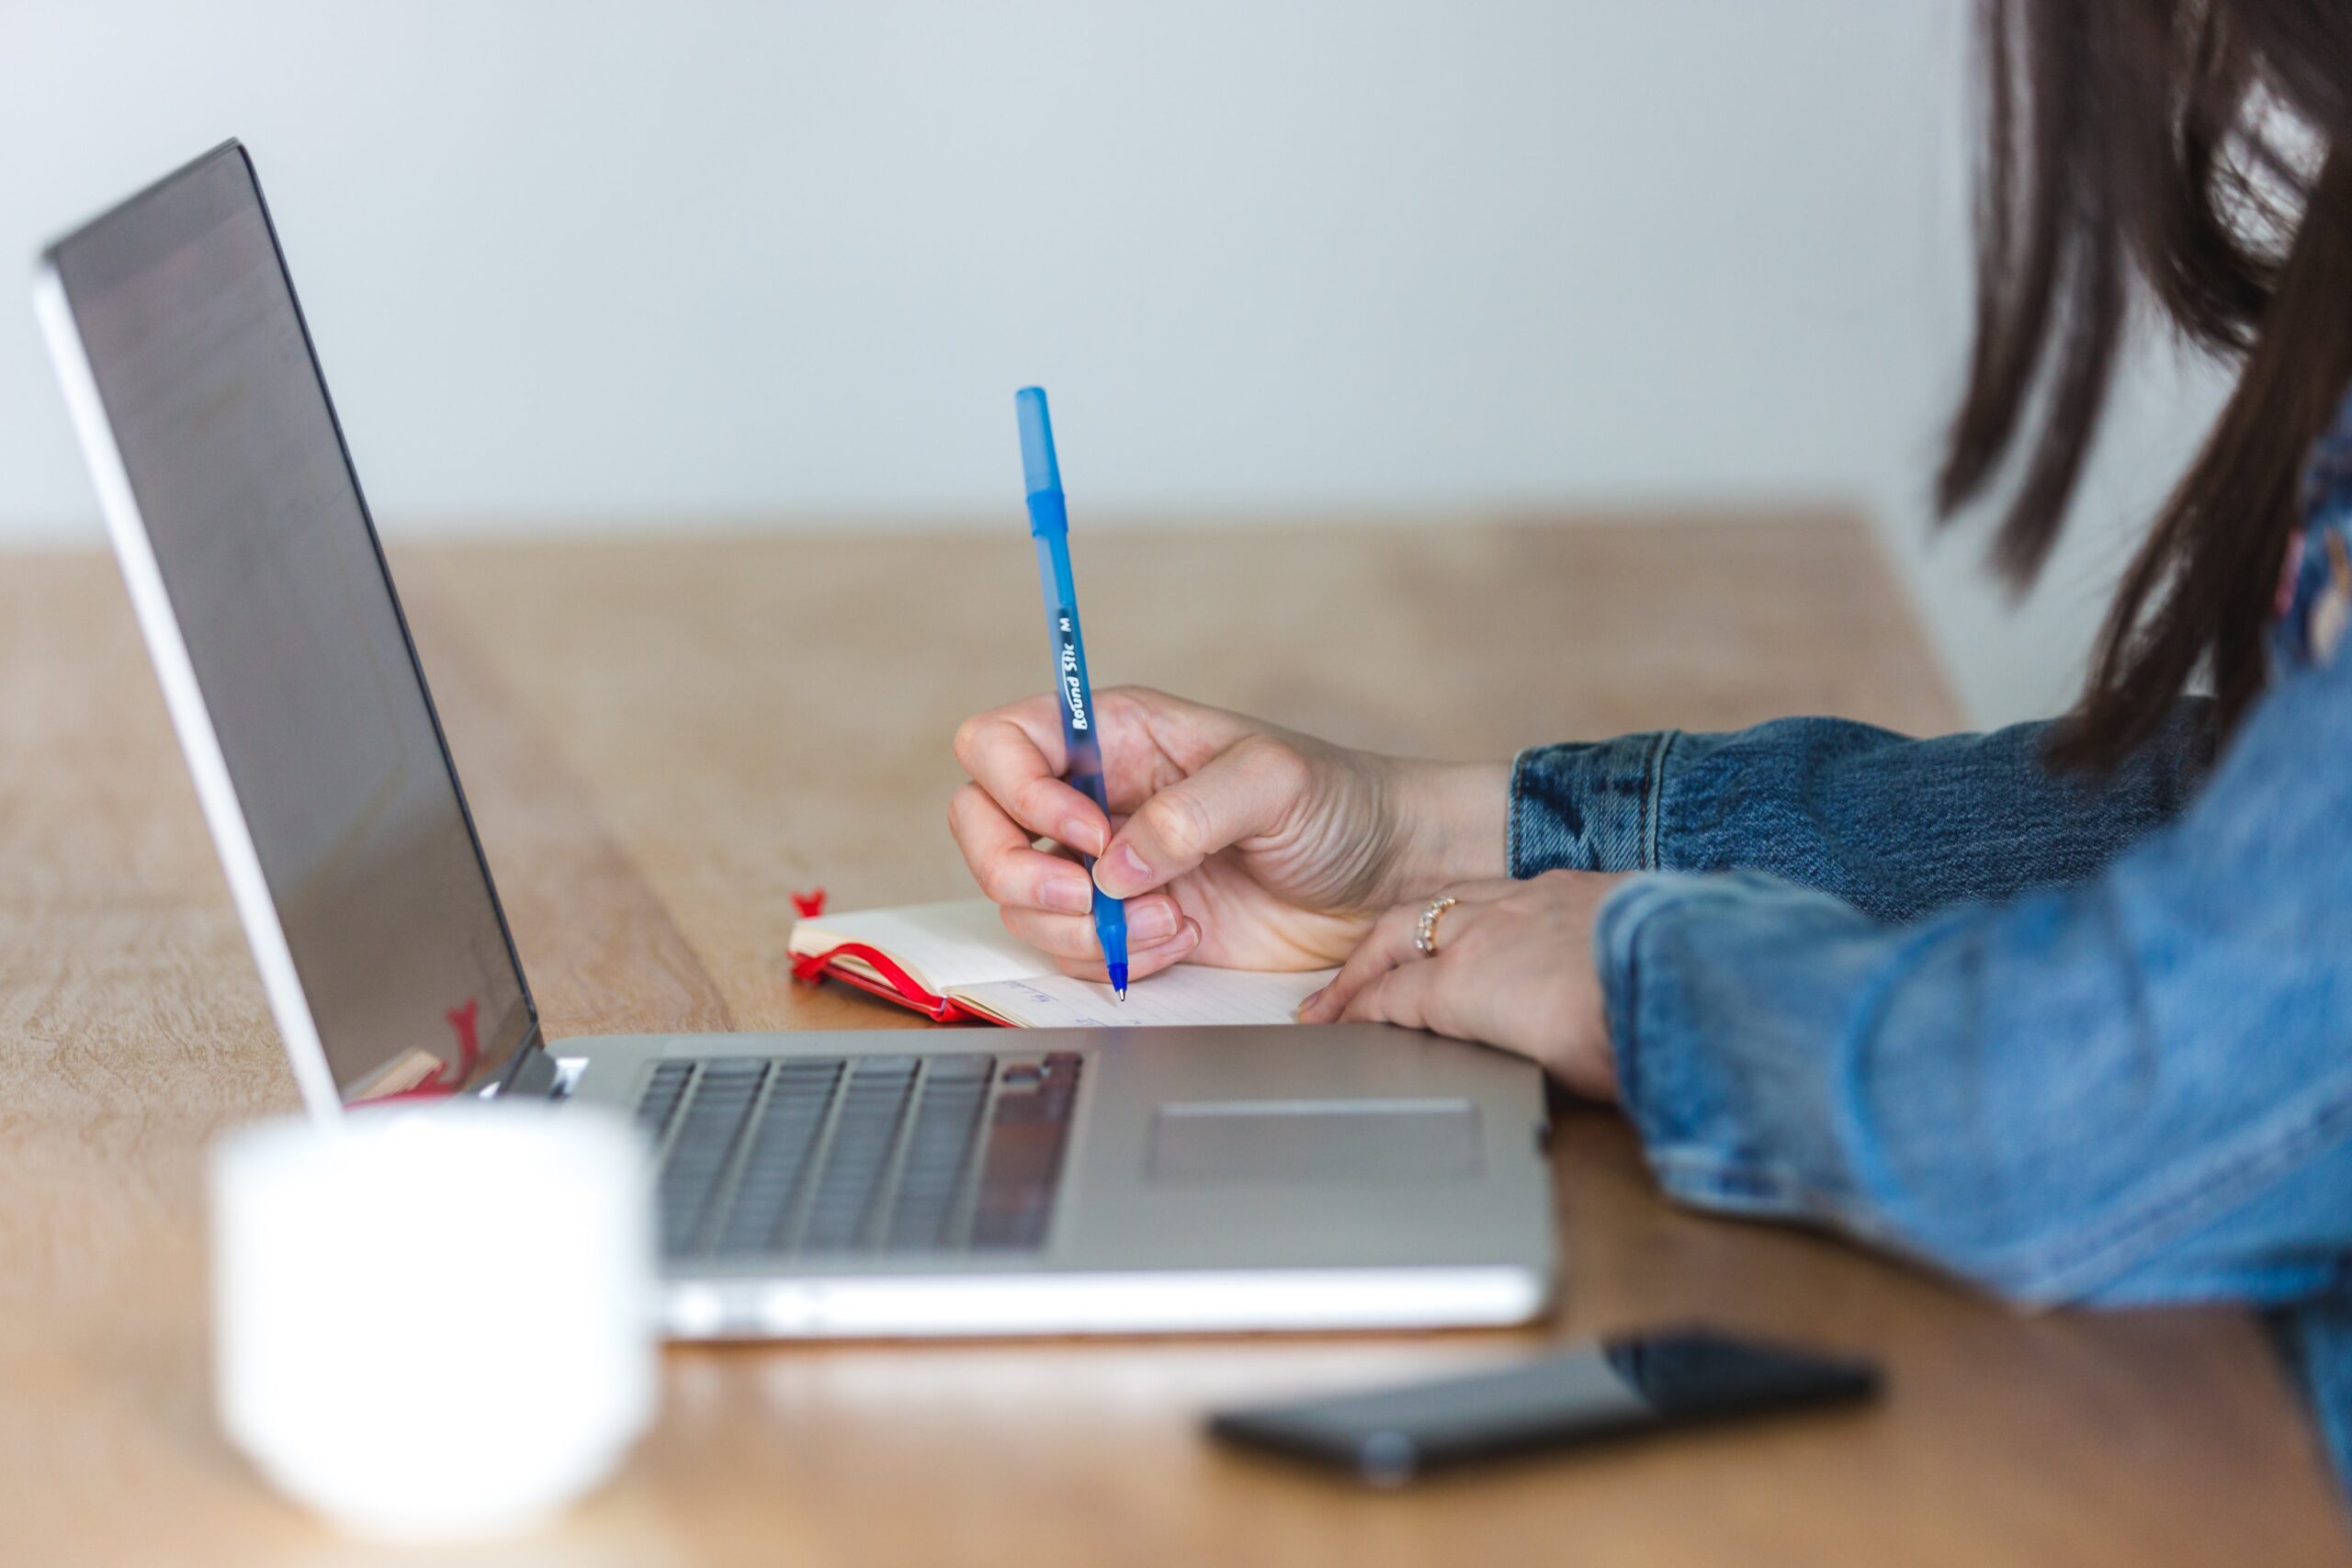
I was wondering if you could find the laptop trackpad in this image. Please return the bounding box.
[1146,1100,1481,1184]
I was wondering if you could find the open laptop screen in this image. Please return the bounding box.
[38,144,534,1107]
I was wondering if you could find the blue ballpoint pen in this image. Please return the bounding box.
[1015,387,1128,998]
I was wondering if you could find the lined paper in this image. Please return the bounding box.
[956,964,1336,1029]
[791,897,1333,1027]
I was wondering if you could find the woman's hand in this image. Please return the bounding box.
[1299,870,1630,1101]
[950,686,1507,984]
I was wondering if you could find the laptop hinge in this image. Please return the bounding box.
[483,1027,564,1101]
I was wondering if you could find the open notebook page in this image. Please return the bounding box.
[790,897,1334,1026]
[787,899,1053,992]
[954,964,1336,1029]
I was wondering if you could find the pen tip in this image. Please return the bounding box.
[1108,963,1128,1000]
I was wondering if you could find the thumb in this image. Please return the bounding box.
[1093,735,1309,899]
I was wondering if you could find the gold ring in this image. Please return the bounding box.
[1414,896,1458,957]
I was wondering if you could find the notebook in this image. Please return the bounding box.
[787,898,1336,1028]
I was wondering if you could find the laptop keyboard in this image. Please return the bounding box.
[635,1052,1082,1260]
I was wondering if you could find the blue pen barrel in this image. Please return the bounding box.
[1017,387,1129,994]
[1034,535,1106,778]
[1089,882,1127,976]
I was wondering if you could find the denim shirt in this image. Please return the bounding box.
[1509,408,2352,1498]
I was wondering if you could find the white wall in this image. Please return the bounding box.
[0,1,2239,725]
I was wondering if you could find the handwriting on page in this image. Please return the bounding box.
[959,965,1338,1029]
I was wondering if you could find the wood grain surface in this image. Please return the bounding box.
[2,514,2343,1565]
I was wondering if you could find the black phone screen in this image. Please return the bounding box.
[1208,1329,1880,1484]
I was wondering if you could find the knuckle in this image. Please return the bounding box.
[946,783,985,840]
[1106,682,1160,708]
[1099,682,1161,725]
[1018,777,1067,824]
[976,861,1020,905]
[1231,734,1313,805]
[1137,789,1215,859]
[950,714,989,769]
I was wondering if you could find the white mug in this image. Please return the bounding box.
[209,1102,658,1542]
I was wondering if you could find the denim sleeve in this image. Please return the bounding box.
[1594,643,2352,1314]
[1511,705,2211,923]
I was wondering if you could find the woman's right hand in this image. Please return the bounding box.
[949,686,1507,984]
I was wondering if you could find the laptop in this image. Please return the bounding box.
[32,141,1555,1339]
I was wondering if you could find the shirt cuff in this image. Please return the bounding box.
[1591,870,1876,1222]
[1595,873,1718,1169]
[1508,733,1679,877]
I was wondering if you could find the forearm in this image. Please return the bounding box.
[1591,662,2352,1306]
[1514,705,2211,923]
[1600,869,2352,1306]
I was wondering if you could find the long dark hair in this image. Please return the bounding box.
[1942,0,2352,767]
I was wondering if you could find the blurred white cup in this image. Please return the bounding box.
[209,1102,658,1542]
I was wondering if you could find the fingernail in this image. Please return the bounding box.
[1128,901,1180,942]
[1061,817,1107,857]
[1042,874,1094,915]
[1096,842,1151,897]
[1298,987,1327,1019]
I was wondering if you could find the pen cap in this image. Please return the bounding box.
[1015,388,1067,533]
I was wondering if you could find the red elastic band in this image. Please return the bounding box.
[789,942,967,1021]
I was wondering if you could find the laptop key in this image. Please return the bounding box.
[635,1062,694,1145]
[970,1056,1083,1252]
[883,1057,996,1251]
[924,1053,996,1081]
[796,1058,920,1253]
[656,1061,770,1254]
[650,1051,1081,1262]
[714,1059,843,1256]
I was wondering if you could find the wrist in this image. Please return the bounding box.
[1387,758,1510,894]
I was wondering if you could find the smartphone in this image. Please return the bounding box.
[1208,1328,1881,1486]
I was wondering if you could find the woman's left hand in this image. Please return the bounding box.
[1297,870,1631,1101]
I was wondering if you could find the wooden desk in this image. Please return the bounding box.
[3,515,2343,1564]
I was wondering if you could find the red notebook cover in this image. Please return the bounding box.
[784,890,1006,1027]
